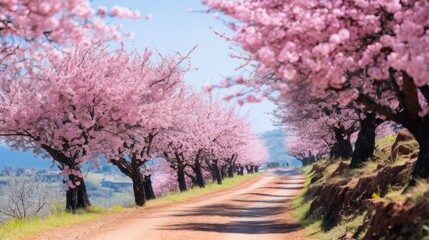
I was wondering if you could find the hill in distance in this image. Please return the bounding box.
[260,128,302,167]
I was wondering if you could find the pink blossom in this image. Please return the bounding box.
[145,13,153,22]
[203,84,213,93]
[97,6,108,17]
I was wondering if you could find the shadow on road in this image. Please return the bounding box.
[244,192,294,198]
[273,181,306,185]
[264,186,304,190]
[161,220,301,234]
[232,199,286,204]
[169,203,287,218]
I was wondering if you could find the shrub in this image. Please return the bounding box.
[0,175,63,222]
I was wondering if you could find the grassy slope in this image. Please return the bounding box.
[0,173,259,240]
[291,134,420,239]
[291,162,373,239]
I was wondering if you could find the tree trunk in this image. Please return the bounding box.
[301,157,310,166]
[309,156,316,164]
[221,166,227,179]
[227,165,234,178]
[212,161,222,185]
[110,157,147,206]
[177,166,187,192]
[41,146,90,212]
[330,127,353,159]
[65,171,91,211]
[255,166,259,173]
[131,172,146,206]
[249,166,254,174]
[412,142,429,180]
[186,172,197,186]
[194,159,205,188]
[143,175,155,200]
[410,132,429,181]
[211,170,216,182]
[238,166,244,175]
[350,113,378,168]
[412,142,429,179]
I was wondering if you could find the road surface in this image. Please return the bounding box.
[30,168,306,240]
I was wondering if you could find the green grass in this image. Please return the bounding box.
[302,164,315,175]
[375,134,397,147]
[323,160,343,180]
[408,180,429,201]
[291,168,324,238]
[349,160,380,178]
[385,187,407,201]
[292,169,365,240]
[319,215,365,240]
[0,205,124,240]
[0,173,259,240]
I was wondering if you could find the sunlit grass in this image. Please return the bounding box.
[294,214,365,240]
[0,205,124,240]
[0,173,259,240]
[302,164,314,175]
[320,215,365,240]
[375,134,396,147]
[291,166,323,237]
[385,187,407,201]
[408,180,429,200]
[324,160,344,180]
[291,172,365,240]
[349,160,380,177]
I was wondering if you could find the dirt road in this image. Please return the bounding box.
[31,168,306,240]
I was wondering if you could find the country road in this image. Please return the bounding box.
[30,168,306,240]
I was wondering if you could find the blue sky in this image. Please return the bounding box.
[97,0,277,133]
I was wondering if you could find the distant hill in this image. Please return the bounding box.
[260,129,302,167]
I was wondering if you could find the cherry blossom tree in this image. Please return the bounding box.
[0,1,141,88]
[161,95,228,189]
[270,80,356,163]
[0,44,145,210]
[203,0,429,179]
[237,135,268,173]
[160,93,267,190]
[159,93,209,190]
[102,49,189,206]
[151,164,179,197]
[0,1,140,50]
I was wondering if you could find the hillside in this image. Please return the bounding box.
[293,130,429,239]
